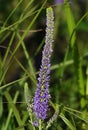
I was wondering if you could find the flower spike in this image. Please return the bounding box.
[33,7,54,120]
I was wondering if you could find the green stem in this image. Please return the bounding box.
[39,120,42,130]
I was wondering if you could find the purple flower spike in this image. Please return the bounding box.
[33,7,54,120]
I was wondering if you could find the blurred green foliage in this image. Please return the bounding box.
[0,0,88,130]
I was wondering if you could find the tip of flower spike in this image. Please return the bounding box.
[46,7,53,13]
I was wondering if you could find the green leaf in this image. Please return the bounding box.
[4,91,19,130]
[64,1,76,47]
[60,113,76,130]
[73,44,85,108]
[86,65,88,96]
[4,91,25,130]
[0,95,3,118]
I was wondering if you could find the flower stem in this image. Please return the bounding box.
[39,120,42,130]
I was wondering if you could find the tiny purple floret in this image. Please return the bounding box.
[33,121,39,127]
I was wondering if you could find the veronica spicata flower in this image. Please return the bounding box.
[33,7,54,120]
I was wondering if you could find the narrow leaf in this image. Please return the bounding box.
[60,113,76,130]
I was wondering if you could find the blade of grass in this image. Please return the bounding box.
[70,11,88,46]
[14,56,37,85]
[55,1,76,78]
[54,4,63,38]
[0,75,28,90]
[20,0,34,18]
[1,0,37,86]
[2,32,15,68]
[0,0,47,85]
[76,12,88,30]
[86,64,88,96]
[0,31,11,44]
[3,0,33,67]
[73,44,85,108]
[59,113,76,130]
[0,94,3,118]
[3,0,23,27]
[4,91,25,130]
[64,0,76,47]
[0,0,37,35]
[4,91,19,130]
[59,42,70,78]
[64,107,88,123]
[34,37,45,56]
[17,32,36,81]
[0,5,38,35]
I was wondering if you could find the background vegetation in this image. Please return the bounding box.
[0,0,88,130]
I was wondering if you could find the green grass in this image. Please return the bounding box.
[0,0,88,130]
